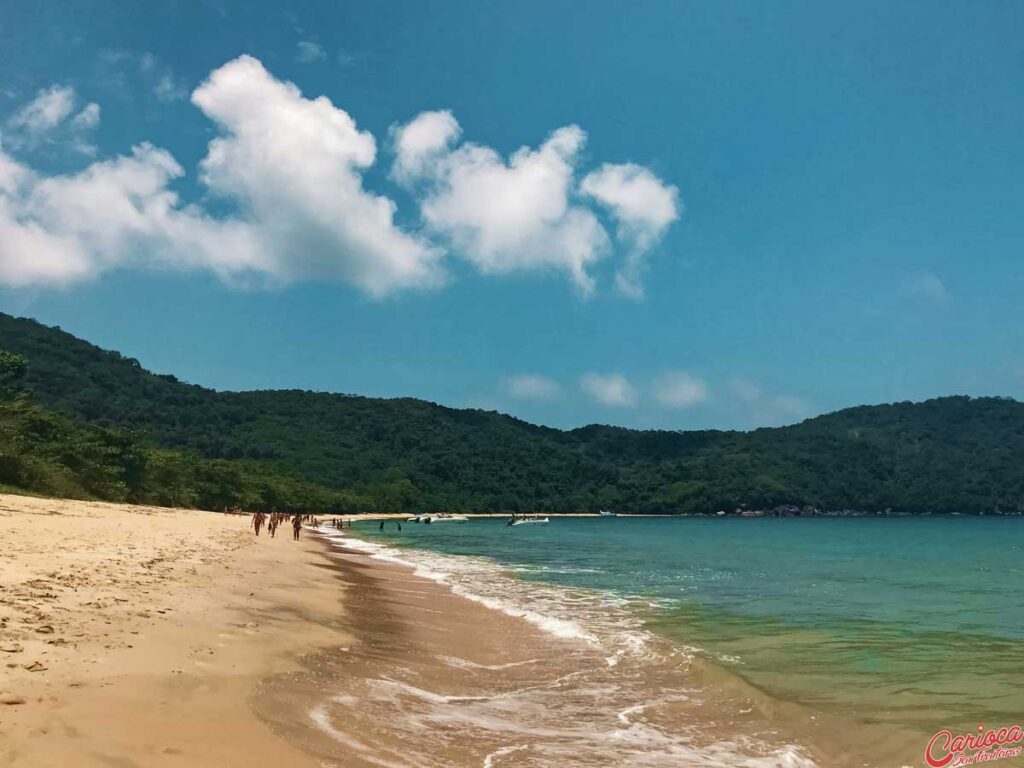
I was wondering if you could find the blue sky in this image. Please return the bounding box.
[1,1,1022,430]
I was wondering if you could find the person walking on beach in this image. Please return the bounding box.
[252,511,266,536]
[292,514,302,540]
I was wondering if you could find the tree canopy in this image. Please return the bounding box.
[1,311,1022,515]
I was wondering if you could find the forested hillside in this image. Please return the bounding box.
[1,311,1022,515]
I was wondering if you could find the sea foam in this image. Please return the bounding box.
[313,526,820,768]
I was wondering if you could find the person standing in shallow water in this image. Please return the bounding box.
[292,514,302,540]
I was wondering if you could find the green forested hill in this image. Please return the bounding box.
[1,311,1022,515]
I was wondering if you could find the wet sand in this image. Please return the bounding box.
[0,494,350,768]
[255,531,922,768]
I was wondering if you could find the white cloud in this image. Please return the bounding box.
[905,271,949,302]
[296,41,327,64]
[580,372,638,408]
[581,163,680,298]
[0,56,443,295]
[0,57,681,299]
[653,370,708,408]
[393,112,611,294]
[8,85,76,135]
[390,110,461,184]
[4,85,100,155]
[70,102,101,130]
[728,377,812,426]
[0,141,260,288]
[504,374,561,401]
[192,55,443,294]
[0,150,29,192]
[393,111,679,296]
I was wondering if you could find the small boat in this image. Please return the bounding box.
[430,513,469,522]
[598,509,617,517]
[510,516,549,526]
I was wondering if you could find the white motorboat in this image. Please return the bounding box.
[429,513,469,522]
[598,509,617,517]
[510,516,549,526]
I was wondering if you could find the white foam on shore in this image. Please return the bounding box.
[309,703,370,752]
[481,744,528,768]
[317,527,651,655]
[617,702,649,725]
[377,679,495,705]
[439,655,543,672]
[313,526,820,768]
[309,701,413,768]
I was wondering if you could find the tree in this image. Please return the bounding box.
[0,350,27,397]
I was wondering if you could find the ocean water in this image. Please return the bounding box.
[352,516,1024,734]
[304,522,840,768]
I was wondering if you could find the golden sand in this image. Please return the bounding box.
[0,494,349,767]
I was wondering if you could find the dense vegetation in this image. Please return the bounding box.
[0,344,370,513]
[1,311,1022,515]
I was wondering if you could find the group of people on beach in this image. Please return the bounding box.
[250,511,309,540]
[249,512,353,539]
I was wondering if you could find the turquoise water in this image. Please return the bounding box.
[356,516,1024,731]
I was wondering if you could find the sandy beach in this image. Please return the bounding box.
[0,496,926,768]
[0,494,350,768]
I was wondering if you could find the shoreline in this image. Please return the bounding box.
[0,493,929,767]
[329,511,1024,523]
[289,526,923,768]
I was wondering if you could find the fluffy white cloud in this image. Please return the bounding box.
[504,374,561,400]
[580,372,638,408]
[581,163,679,298]
[4,85,100,153]
[0,56,442,295]
[390,110,461,184]
[393,111,679,296]
[8,86,76,134]
[1,57,679,298]
[191,55,443,295]
[0,141,263,288]
[296,41,327,64]
[0,141,261,287]
[653,370,708,408]
[70,103,101,130]
[393,112,611,294]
